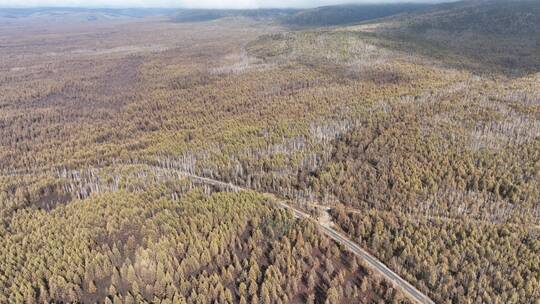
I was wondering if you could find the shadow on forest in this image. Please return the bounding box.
[361,30,540,78]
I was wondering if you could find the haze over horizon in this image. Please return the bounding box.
[0,0,448,9]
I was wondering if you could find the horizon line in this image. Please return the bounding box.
[0,1,447,10]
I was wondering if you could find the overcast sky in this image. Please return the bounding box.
[1,0,444,9]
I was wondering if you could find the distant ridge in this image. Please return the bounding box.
[0,7,176,20]
[390,0,540,35]
[170,4,434,26]
[172,8,299,23]
[362,0,540,75]
[283,3,432,27]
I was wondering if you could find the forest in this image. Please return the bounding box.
[0,0,539,303]
[0,181,409,303]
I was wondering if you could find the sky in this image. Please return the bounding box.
[0,0,443,9]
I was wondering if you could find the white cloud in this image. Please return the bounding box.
[0,0,441,9]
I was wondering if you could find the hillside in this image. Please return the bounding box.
[398,0,540,35]
[170,4,431,26]
[351,0,540,75]
[283,3,431,27]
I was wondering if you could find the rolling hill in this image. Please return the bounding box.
[283,3,432,27]
[355,0,540,75]
[396,0,540,35]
